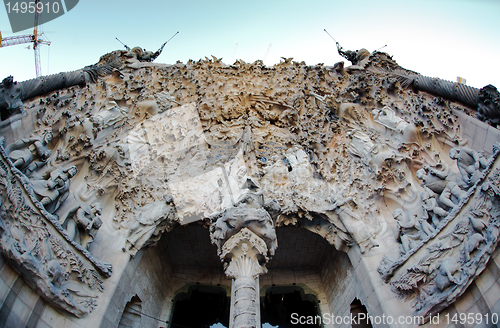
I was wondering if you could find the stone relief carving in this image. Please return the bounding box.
[326,195,379,253]
[372,106,410,134]
[0,55,121,120]
[5,46,500,322]
[124,195,179,255]
[449,147,488,187]
[0,76,23,120]
[384,69,500,126]
[91,101,129,131]
[31,165,77,214]
[379,145,500,323]
[211,172,277,258]
[335,41,370,66]
[5,130,53,176]
[62,202,103,249]
[0,143,110,317]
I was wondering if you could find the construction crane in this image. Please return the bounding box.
[0,0,51,77]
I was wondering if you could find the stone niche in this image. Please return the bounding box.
[0,48,500,328]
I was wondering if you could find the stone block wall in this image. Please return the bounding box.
[320,250,369,328]
[0,254,47,328]
[104,241,175,328]
[457,111,500,156]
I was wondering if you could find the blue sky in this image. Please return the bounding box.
[1,0,500,89]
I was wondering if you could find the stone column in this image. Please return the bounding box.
[221,228,269,328]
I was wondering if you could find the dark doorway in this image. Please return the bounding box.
[261,286,322,328]
[170,285,230,328]
[350,298,373,328]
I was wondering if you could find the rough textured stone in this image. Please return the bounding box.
[1,47,500,327]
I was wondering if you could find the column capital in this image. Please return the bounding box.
[222,227,268,279]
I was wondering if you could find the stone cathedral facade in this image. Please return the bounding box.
[0,47,499,328]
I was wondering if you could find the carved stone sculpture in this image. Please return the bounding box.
[62,202,103,249]
[130,47,155,62]
[379,145,500,323]
[31,166,77,214]
[0,75,23,120]
[4,42,500,325]
[347,129,378,166]
[420,191,448,227]
[372,106,409,133]
[326,196,378,253]
[4,131,53,176]
[449,147,488,186]
[92,101,129,131]
[477,84,500,126]
[212,202,277,257]
[416,163,466,211]
[335,42,370,65]
[0,144,111,317]
[393,208,433,254]
[124,195,178,254]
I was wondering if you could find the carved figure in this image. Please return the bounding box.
[212,174,276,256]
[63,202,103,249]
[31,166,77,213]
[371,106,409,133]
[5,131,53,176]
[420,191,448,227]
[286,148,316,193]
[92,101,129,130]
[129,36,176,63]
[326,196,378,253]
[131,47,155,62]
[477,84,500,126]
[416,164,450,195]
[463,233,485,262]
[347,129,378,166]
[439,181,466,209]
[416,164,466,211]
[393,208,434,254]
[125,196,176,252]
[335,42,370,65]
[449,147,488,186]
[435,258,461,292]
[224,165,262,208]
[46,259,66,286]
[0,75,23,120]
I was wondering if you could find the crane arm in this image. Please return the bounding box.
[0,35,34,48]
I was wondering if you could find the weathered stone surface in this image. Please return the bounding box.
[1,47,500,327]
